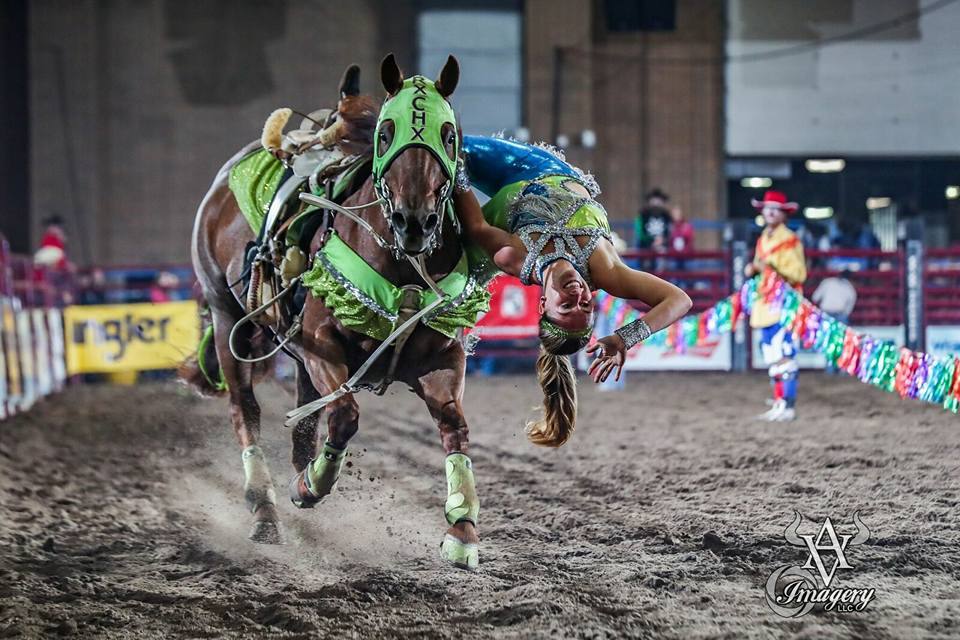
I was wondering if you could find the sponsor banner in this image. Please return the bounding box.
[64,301,200,374]
[31,309,52,397]
[752,325,904,369]
[47,308,67,388]
[615,336,732,371]
[578,312,733,371]
[926,326,960,360]
[577,337,732,372]
[471,277,540,341]
[16,310,35,411]
[3,300,22,404]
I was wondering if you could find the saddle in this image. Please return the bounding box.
[236,107,372,329]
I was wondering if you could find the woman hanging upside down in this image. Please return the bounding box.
[454,135,692,447]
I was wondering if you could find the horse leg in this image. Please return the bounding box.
[290,360,321,472]
[288,343,358,508]
[413,354,479,571]
[212,309,284,544]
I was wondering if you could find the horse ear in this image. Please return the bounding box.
[435,55,459,98]
[380,53,404,96]
[339,64,360,98]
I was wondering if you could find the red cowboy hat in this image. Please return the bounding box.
[751,190,798,214]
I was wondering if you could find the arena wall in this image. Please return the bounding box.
[28,0,726,263]
[29,0,382,265]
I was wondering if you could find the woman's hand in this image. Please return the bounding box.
[586,334,627,383]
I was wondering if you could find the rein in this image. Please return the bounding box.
[228,276,302,364]
[300,192,394,254]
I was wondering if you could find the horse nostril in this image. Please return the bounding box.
[391,212,407,230]
[424,213,439,232]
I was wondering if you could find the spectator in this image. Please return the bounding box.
[33,214,75,305]
[668,206,694,280]
[78,268,108,305]
[794,221,815,254]
[668,206,694,253]
[149,271,179,303]
[634,188,672,251]
[812,270,858,374]
[33,214,71,272]
[857,222,881,270]
[827,220,863,272]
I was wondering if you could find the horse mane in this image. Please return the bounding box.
[335,94,379,157]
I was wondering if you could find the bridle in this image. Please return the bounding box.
[369,74,460,259]
[371,154,455,259]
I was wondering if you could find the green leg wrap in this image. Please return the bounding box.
[242,445,277,512]
[304,441,346,501]
[444,453,479,526]
[441,453,479,570]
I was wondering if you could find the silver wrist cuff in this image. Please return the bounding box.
[615,318,652,350]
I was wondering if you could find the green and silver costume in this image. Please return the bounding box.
[461,135,612,287]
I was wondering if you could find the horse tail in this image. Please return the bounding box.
[179,321,228,397]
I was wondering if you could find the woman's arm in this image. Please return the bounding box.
[590,244,692,334]
[585,243,692,383]
[453,189,526,276]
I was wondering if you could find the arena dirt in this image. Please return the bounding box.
[1,372,958,639]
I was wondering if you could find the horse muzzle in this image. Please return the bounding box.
[390,208,442,255]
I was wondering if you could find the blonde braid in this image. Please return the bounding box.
[526,344,578,447]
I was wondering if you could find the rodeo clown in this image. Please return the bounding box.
[745,190,807,422]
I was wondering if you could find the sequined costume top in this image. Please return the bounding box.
[461,136,611,286]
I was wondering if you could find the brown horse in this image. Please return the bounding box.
[183,55,481,567]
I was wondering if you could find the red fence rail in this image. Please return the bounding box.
[925,247,960,325]
[618,249,730,315]
[803,249,903,326]
[619,247,908,327]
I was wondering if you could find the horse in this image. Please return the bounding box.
[182,54,483,569]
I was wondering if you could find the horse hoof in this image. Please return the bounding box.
[249,519,285,545]
[440,534,478,570]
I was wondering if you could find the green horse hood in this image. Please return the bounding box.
[372,75,459,183]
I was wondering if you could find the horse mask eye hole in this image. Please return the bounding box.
[441,124,456,161]
[377,120,395,157]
